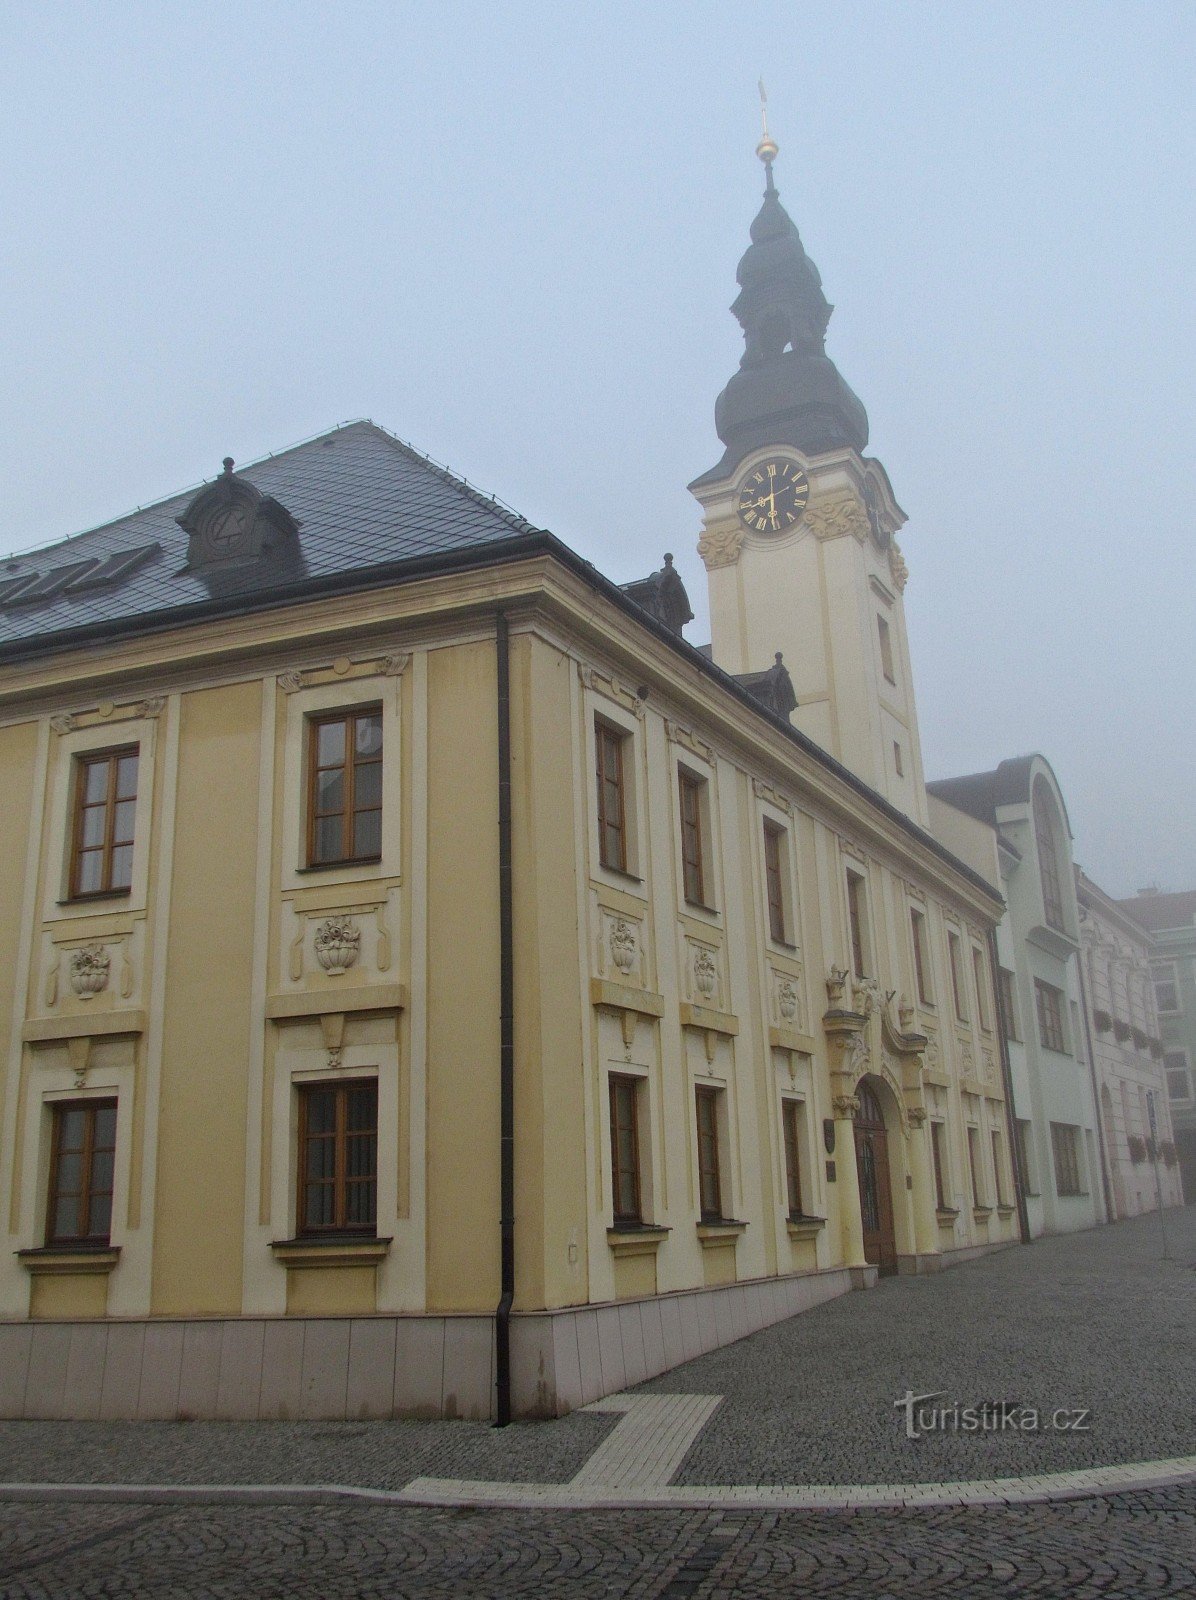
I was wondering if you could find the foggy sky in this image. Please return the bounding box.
[1,1,1192,897]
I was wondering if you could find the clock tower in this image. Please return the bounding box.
[690,120,928,826]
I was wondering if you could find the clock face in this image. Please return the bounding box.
[737,458,810,533]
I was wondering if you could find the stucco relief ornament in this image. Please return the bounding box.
[803,494,870,544]
[696,525,746,571]
[69,944,110,999]
[888,540,909,593]
[832,1093,861,1119]
[906,1105,927,1128]
[778,979,798,1023]
[313,916,361,975]
[609,919,637,976]
[693,948,718,1000]
[826,966,849,1009]
[898,995,916,1032]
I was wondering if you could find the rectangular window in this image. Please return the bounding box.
[893,740,904,777]
[1015,1118,1034,1193]
[70,748,138,898]
[298,1080,378,1235]
[972,947,991,1031]
[695,1086,723,1220]
[877,614,896,684]
[609,1075,642,1224]
[999,968,1020,1041]
[910,909,932,1005]
[967,1126,982,1207]
[948,931,968,1022]
[930,1120,947,1210]
[1152,964,1180,1014]
[47,1099,117,1245]
[1050,1121,1082,1197]
[679,769,707,905]
[846,869,870,980]
[595,720,628,872]
[1035,979,1066,1053]
[991,1130,1006,1207]
[1165,1051,1192,1103]
[307,708,383,867]
[781,1099,804,1218]
[763,821,787,943]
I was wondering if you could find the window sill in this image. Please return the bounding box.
[786,1214,826,1241]
[769,937,799,954]
[684,898,720,916]
[996,1203,1016,1217]
[935,1207,960,1224]
[972,1205,993,1221]
[697,1219,748,1246]
[606,1224,670,1258]
[295,857,383,875]
[269,1236,391,1268]
[17,1245,120,1276]
[56,891,131,908]
[597,864,644,886]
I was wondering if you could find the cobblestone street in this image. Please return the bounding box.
[1,1209,1193,1596]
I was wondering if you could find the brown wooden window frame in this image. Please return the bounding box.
[695,1085,723,1221]
[999,967,1020,1041]
[69,746,138,900]
[608,1073,643,1225]
[306,706,384,870]
[930,1119,947,1210]
[1035,978,1066,1054]
[678,768,708,907]
[948,931,968,1022]
[991,1129,1006,1207]
[46,1098,117,1247]
[297,1078,379,1237]
[910,908,932,1006]
[763,820,788,943]
[1050,1120,1082,1197]
[972,946,991,1031]
[1015,1118,1034,1193]
[781,1098,805,1218]
[877,613,896,685]
[966,1125,982,1208]
[595,719,628,873]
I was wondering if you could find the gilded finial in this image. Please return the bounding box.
[756,79,779,179]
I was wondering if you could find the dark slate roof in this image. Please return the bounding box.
[927,754,1073,840]
[1116,889,1196,932]
[0,421,540,654]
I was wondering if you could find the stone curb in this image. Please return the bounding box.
[3,1455,1195,1513]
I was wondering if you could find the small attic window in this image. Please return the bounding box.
[5,560,99,606]
[176,457,301,573]
[66,543,161,591]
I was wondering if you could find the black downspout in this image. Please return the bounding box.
[989,928,1031,1246]
[494,612,515,1426]
[1076,939,1116,1224]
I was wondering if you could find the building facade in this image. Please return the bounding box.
[0,137,1018,1425]
[1075,871,1183,1217]
[928,757,1106,1237]
[1117,890,1196,1203]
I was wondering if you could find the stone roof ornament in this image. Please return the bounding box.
[177,456,302,575]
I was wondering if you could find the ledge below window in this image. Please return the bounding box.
[786,1214,826,1241]
[17,1245,120,1277]
[935,1207,960,1226]
[697,1219,748,1247]
[269,1236,391,1268]
[972,1205,993,1222]
[996,1203,1016,1218]
[606,1224,670,1258]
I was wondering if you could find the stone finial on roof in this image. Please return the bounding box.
[177,458,301,574]
[620,552,694,636]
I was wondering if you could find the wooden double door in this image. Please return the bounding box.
[854,1078,897,1276]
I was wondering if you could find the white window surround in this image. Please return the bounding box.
[671,745,721,923]
[758,800,799,952]
[584,691,647,895]
[604,1062,657,1224]
[1165,1049,1192,1104]
[279,672,402,893]
[1152,963,1181,1015]
[842,856,874,982]
[779,1091,813,1216]
[43,713,160,922]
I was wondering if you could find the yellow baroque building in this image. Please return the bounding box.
[0,141,1019,1423]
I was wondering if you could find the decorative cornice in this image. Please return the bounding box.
[697,524,746,571]
[278,651,409,694]
[803,493,870,544]
[666,719,715,765]
[752,776,791,814]
[50,695,165,734]
[578,662,646,719]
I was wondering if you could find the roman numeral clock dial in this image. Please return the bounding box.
[736,458,810,533]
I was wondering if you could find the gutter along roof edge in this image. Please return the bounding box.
[0,527,1002,912]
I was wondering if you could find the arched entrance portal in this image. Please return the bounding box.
[855,1077,898,1276]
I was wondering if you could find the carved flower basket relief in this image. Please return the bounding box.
[609,919,638,976]
[693,948,717,1000]
[313,915,361,975]
[69,944,110,999]
[778,978,799,1023]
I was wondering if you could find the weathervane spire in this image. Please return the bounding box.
[756,79,779,193]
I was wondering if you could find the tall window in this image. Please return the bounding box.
[308,708,383,867]
[877,614,896,684]
[1152,964,1180,1014]
[1034,979,1066,1053]
[846,869,870,980]
[71,748,138,898]
[1050,1121,1082,1197]
[595,720,628,872]
[991,1130,1006,1206]
[948,931,968,1022]
[695,1086,723,1220]
[298,1080,378,1235]
[910,909,932,1005]
[763,821,787,943]
[608,1075,642,1224]
[47,1099,117,1245]
[1165,1051,1192,1103]
[679,770,707,905]
[999,967,1020,1041]
[1033,782,1065,932]
[1015,1118,1034,1193]
[930,1120,947,1210]
[781,1099,804,1217]
[966,1126,982,1207]
[972,947,991,1031]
